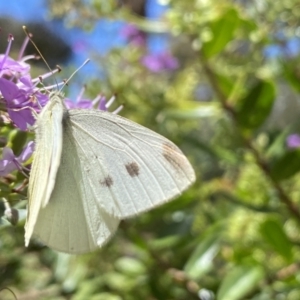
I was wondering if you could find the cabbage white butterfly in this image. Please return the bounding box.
[25,91,195,254]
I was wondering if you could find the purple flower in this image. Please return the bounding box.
[0,34,49,130]
[287,134,300,148]
[120,24,146,47]
[0,55,31,79]
[141,51,179,73]
[0,77,48,130]
[0,141,34,176]
[0,35,31,79]
[64,86,108,110]
[0,31,120,179]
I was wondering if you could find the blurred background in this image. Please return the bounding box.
[1,0,300,299]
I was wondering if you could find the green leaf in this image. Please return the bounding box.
[104,272,136,292]
[259,217,293,261]
[217,265,264,300]
[163,103,220,119]
[215,73,235,98]
[184,234,220,279]
[202,9,240,58]
[0,181,11,196]
[90,294,122,300]
[282,60,300,93]
[270,149,300,181]
[10,130,28,156]
[115,257,146,276]
[236,80,276,130]
[265,128,290,159]
[238,16,258,33]
[150,235,182,251]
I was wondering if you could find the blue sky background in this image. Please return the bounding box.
[0,0,169,60]
[0,0,169,96]
[1,1,300,75]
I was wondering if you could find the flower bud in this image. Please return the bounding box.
[4,207,19,226]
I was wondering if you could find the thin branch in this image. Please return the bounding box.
[199,50,300,222]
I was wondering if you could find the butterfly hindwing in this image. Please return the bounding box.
[32,124,120,254]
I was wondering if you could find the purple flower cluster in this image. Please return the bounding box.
[287,134,300,148]
[0,33,109,177]
[141,51,179,73]
[120,24,146,47]
[0,142,34,176]
[119,23,179,73]
[0,35,49,131]
[64,86,108,111]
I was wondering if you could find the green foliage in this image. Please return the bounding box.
[202,8,240,59]
[2,0,300,299]
[259,217,294,262]
[184,233,220,279]
[217,265,264,300]
[270,149,300,181]
[236,80,276,130]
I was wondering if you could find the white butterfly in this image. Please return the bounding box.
[25,91,195,254]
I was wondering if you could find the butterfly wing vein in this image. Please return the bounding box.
[27,102,195,254]
[67,110,195,218]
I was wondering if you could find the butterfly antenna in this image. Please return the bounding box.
[23,26,52,71]
[23,26,89,92]
[59,59,90,92]
[23,26,59,88]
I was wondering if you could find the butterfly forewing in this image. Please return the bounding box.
[65,110,195,219]
[25,94,64,246]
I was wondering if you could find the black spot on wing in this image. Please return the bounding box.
[162,142,185,172]
[125,162,139,177]
[100,176,114,187]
